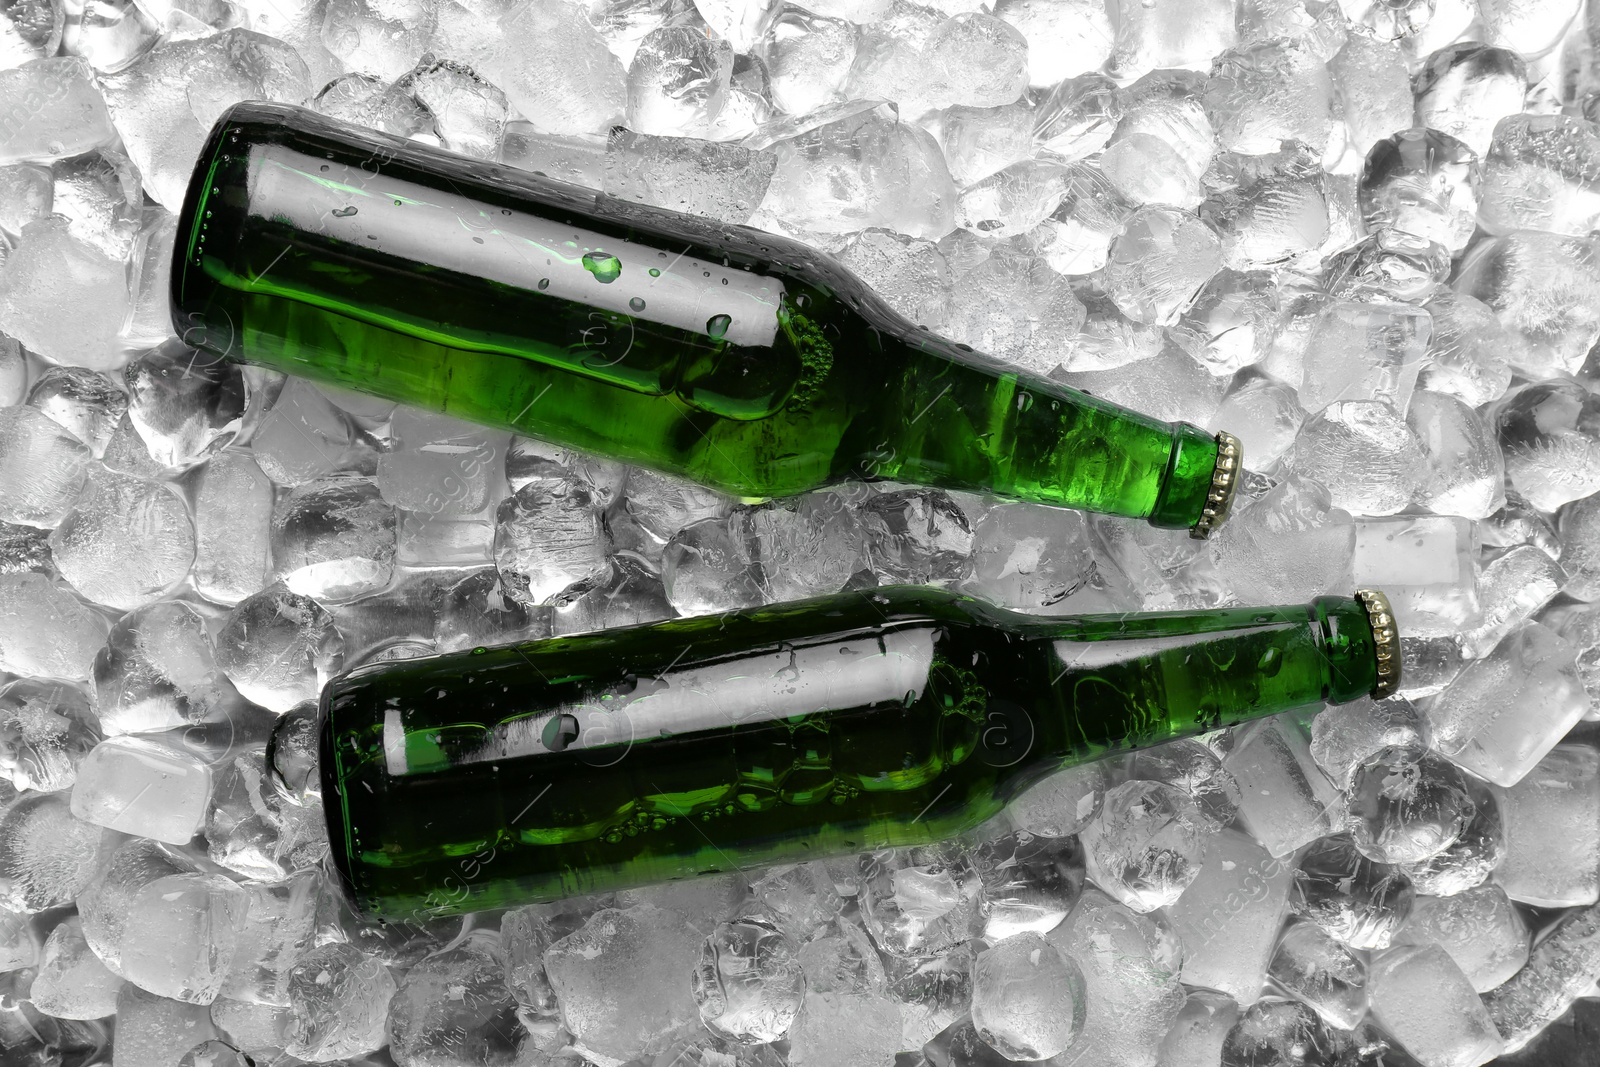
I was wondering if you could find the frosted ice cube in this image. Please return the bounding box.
[836,229,952,332]
[1477,0,1580,59]
[759,102,956,240]
[1493,743,1600,908]
[0,572,107,680]
[1029,165,1134,278]
[0,907,38,972]
[470,0,628,137]
[404,59,508,159]
[1426,620,1587,786]
[1416,289,1512,408]
[1399,775,1504,896]
[604,127,776,225]
[1481,900,1600,1053]
[1208,472,1356,605]
[494,477,610,607]
[1286,400,1426,517]
[214,583,344,713]
[190,451,273,606]
[625,25,731,138]
[1492,379,1600,512]
[1406,390,1504,520]
[968,932,1085,1059]
[1033,74,1121,164]
[0,519,49,575]
[747,493,868,602]
[861,12,1028,114]
[859,849,978,959]
[1219,999,1369,1067]
[247,379,372,488]
[1359,128,1480,256]
[1101,205,1222,327]
[1168,269,1278,378]
[1555,492,1600,603]
[1082,779,1208,913]
[116,862,248,1004]
[92,600,225,736]
[690,917,804,1043]
[1164,828,1295,1005]
[0,333,25,406]
[70,733,213,845]
[543,904,704,1061]
[0,219,126,375]
[1201,154,1330,272]
[1309,695,1427,790]
[0,790,109,911]
[549,554,674,635]
[318,0,433,79]
[945,248,1084,377]
[0,0,63,65]
[1394,884,1529,993]
[1048,888,1185,1065]
[1205,369,1305,469]
[1328,33,1411,156]
[859,489,975,585]
[1458,544,1564,658]
[1291,834,1414,950]
[30,915,123,1020]
[1545,600,1600,714]
[0,56,114,164]
[1224,716,1343,858]
[0,676,97,793]
[272,476,396,604]
[50,472,194,611]
[1204,39,1333,156]
[962,503,1095,612]
[1368,944,1502,1067]
[1005,762,1107,838]
[1106,0,1235,82]
[27,366,125,457]
[970,830,1084,940]
[1298,299,1429,413]
[1455,230,1600,380]
[1345,744,1474,866]
[788,989,901,1067]
[992,0,1110,87]
[113,985,221,1067]
[284,942,396,1060]
[956,159,1070,240]
[1266,920,1367,1029]
[1478,114,1600,237]
[757,7,855,115]
[1413,43,1526,158]
[662,515,761,614]
[1128,739,1242,832]
[1101,130,1207,209]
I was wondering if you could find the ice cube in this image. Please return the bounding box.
[92,599,225,736]
[1481,899,1600,1053]
[968,932,1085,1059]
[1405,390,1503,520]
[0,56,114,164]
[0,676,98,793]
[604,127,777,225]
[1291,834,1414,950]
[757,7,856,115]
[495,477,611,607]
[70,733,213,845]
[209,996,290,1054]
[284,942,396,1061]
[961,503,1094,612]
[1477,114,1600,238]
[945,247,1084,376]
[51,473,192,613]
[1455,230,1600,380]
[797,917,885,995]
[30,915,124,1020]
[272,476,397,604]
[1309,695,1428,790]
[1033,74,1121,164]
[1458,544,1564,658]
[543,904,704,1062]
[1328,32,1411,156]
[859,848,978,959]
[0,219,127,374]
[1081,779,1209,913]
[1266,920,1367,1029]
[1208,472,1356,605]
[1286,400,1426,517]
[1557,492,1600,602]
[1201,154,1330,272]
[0,333,25,406]
[1106,0,1235,82]
[1004,762,1107,838]
[624,25,731,138]
[1345,744,1474,866]
[1219,999,1371,1067]
[1493,743,1600,908]
[1168,269,1279,378]
[1030,165,1134,278]
[691,917,804,1043]
[214,583,344,713]
[1416,289,1513,408]
[27,366,125,458]
[1492,379,1600,513]
[759,102,956,240]
[747,862,846,944]
[247,379,375,488]
[859,489,975,585]
[1394,884,1529,993]
[0,0,63,65]
[971,830,1085,940]
[1477,0,1580,59]
[548,554,675,635]
[1368,944,1502,1067]
[1224,716,1343,857]
[1101,129,1208,210]
[1412,43,1526,158]
[788,989,901,1067]
[748,493,869,602]
[1298,299,1429,413]
[1164,828,1295,1005]
[991,0,1109,87]
[0,791,109,911]
[404,58,508,159]
[113,985,221,1067]
[1360,128,1480,257]
[0,572,108,680]
[1157,990,1239,1067]
[473,0,628,137]
[191,451,273,605]
[1129,739,1242,831]
[1048,888,1185,1065]
[0,518,49,575]
[1101,205,1222,327]
[836,228,954,331]
[1426,620,1587,786]
[124,209,179,348]
[1205,369,1305,469]
[1400,775,1504,897]
[1204,39,1333,156]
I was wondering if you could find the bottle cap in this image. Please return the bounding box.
[1190,430,1241,540]
[1355,588,1400,699]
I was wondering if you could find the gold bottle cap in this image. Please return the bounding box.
[1190,430,1241,540]
[1355,588,1401,699]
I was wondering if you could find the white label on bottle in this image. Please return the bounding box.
[247,144,784,348]
[457,627,938,765]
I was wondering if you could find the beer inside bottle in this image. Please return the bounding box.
[172,102,1238,535]
[319,586,1397,919]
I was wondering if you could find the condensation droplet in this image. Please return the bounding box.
[583,252,622,283]
[706,314,732,340]
[629,297,646,312]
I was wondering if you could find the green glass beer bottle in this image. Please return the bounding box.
[319,586,1398,919]
[172,102,1240,537]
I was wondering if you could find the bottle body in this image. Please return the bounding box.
[173,102,1229,531]
[319,586,1384,919]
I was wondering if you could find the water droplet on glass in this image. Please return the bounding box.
[707,314,732,341]
[649,268,661,277]
[332,206,358,217]
[537,278,550,290]
[319,164,329,172]
[629,297,646,312]
[583,252,622,282]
